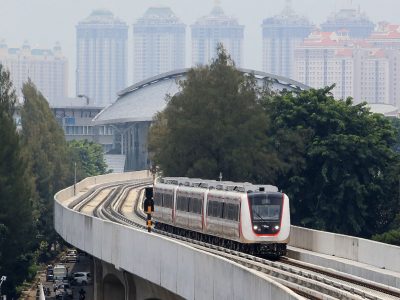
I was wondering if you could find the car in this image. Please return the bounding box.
[65,254,78,263]
[66,249,77,256]
[46,269,54,281]
[64,249,79,262]
[72,272,91,285]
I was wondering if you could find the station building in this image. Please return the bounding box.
[92,68,309,172]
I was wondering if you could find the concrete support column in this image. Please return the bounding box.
[93,258,104,300]
[124,271,136,300]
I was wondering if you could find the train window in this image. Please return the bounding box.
[163,194,173,209]
[154,192,162,206]
[224,203,239,221]
[248,193,282,221]
[177,195,190,212]
[207,201,213,217]
[176,196,184,211]
[207,200,223,218]
[189,198,202,214]
[186,197,191,212]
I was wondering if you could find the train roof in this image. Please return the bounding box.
[158,177,278,193]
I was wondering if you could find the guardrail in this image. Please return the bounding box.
[289,226,400,273]
[54,171,301,300]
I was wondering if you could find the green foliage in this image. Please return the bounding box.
[68,139,108,178]
[149,46,280,182]
[0,65,35,296]
[20,80,73,249]
[262,86,400,236]
[149,47,400,238]
[373,228,400,246]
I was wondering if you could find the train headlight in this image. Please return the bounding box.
[274,225,280,230]
[253,225,258,230]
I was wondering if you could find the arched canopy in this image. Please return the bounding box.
[92,68,309,126]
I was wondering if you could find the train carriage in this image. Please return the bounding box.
[152,177,290,257]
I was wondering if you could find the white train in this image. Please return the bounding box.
[152,177,290,257]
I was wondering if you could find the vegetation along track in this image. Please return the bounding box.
[73,181,400,300]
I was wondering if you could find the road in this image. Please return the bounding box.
[41,253,94,300]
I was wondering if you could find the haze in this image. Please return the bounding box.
[2,0,399,96]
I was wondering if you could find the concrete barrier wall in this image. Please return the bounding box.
[55,172,301,300]
[289,226,400,273]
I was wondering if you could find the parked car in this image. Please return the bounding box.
[72,272,91,285]
[46,269,54,282]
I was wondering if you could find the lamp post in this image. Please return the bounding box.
[74,162,77,196]
[77,94,89,105]
[0,276,6,299]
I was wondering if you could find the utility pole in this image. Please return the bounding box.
[74,162,77,196]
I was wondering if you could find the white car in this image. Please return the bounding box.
[73,272,91,285]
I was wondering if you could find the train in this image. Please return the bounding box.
[152,177,290,257]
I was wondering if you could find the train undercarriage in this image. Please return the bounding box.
[154,222,287,258]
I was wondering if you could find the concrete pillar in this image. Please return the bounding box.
[124,271,136,300]
[95,260,182,300]
[93,258,104,300]
[103,274,125,300]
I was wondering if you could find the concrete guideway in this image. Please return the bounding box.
[55,171,400,299]
[54,171,302,300]
[288,227,400,289]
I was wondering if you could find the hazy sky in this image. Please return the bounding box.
[2,0,400,96]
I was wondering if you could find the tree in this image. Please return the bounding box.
[0,65,35,296]
[262,86,400,236]
[68,139,108,178]
[149,46,281,182]
[20,80,72,247]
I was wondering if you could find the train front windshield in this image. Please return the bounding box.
[248,193,283,234]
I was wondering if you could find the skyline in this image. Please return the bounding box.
[3,0,400,96]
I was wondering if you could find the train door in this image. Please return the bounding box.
[222,197,240,239]
[187,193,203,231]
[175,191,189,228]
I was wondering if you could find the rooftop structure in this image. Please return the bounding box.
[321,8,375,38]
[368,23,400,49]
[0,41,68,105]
[51,97,113,152]
[93,68,308,171]
[133,7,185,83]
[261,0,313,78]
[191,3,244,66]
[76,9,128,106]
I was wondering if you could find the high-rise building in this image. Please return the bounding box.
[76,9,128,107]
[191,3,244,66]
[294,31,400,106]
[133,7,186,83]
[294,31,354,99]
[321,8,375,39]
[262,0,313,78]
[367,23,400,49]
[0,40,68,105]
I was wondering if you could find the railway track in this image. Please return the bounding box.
[74,181,400,300]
